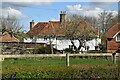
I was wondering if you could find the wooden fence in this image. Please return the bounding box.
[0,53,119,66]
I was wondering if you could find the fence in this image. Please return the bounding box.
[0,53,119,66]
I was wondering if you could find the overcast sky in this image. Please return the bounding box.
[1,0,119,31]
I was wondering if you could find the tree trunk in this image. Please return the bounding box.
[50,38,54,54]
[78,39,84,53]
[70,39,84,53]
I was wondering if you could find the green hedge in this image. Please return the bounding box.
[2,64,119,79]
[35,45,51,54]
[64,48,73,53]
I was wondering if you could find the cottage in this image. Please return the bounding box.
[24,11,101,51]
[106,23,120,53]
[0,32,19,55]
[0,32,19,42]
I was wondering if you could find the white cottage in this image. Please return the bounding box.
[24,11,101,51]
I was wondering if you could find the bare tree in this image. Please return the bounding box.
[111,14,119,26]
[0,16,25,41]
[98,11,114,33]
[98,11,118,52]
[60,15,97,53]
[84,16,98,27]
[68,14,98,27]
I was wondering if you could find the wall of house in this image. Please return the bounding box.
[107,37,120,53]
[24,37,101,51]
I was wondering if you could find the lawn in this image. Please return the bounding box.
[2,57,116,66]
[1,57,119,79]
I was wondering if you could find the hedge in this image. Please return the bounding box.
[2,64,119,79]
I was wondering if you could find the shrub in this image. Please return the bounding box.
[2,64,119,79]
[64,48,73,53]
[35,45,51,54]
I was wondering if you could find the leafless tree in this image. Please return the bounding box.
[0,16,25,41]
[84,16,98,27]
[98,11,118,52]
[60,15,97,53]
[98,11,115,33]
[68,14,98,27]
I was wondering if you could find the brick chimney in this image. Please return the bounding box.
[60,11,66,24]
[30,20,34,30]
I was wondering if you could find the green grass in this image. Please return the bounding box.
[2,57,118,66]
[1,57,120,79]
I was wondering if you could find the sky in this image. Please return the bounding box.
[1,0,119,32]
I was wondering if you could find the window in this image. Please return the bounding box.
[30,36,33,39]
[44,37,47,40]
[116,35,120,42]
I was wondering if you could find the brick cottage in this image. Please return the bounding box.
[106,23,120,53]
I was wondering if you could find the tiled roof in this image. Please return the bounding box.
[27,21,64,36]
[106,23,120,38]
[0,33,19,42]
[27,21,98,37]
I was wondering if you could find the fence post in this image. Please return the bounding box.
[66,53,69,66]
[112,53,116,64]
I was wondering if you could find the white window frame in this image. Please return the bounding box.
[116,35,120,42]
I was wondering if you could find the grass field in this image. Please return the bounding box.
[1,57,119,79]
[2,57,117,66]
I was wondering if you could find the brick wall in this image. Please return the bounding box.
[107,37,120,53]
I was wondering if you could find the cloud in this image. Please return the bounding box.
[90,0,119,2]
[1,0,119,19]
[66,4,83,12]
[1,7,28,19]
[1,0,59,19]
[2,0,119,2]
[3,0,59,2]
[66,4,118,18]
[89,2,118,9]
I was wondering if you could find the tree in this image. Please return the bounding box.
[98,11,118,52]
[98,11,113,33]
[84,16,98,27]
[111,15,119,26]
[60,15,98,53]
[68,14,98,27]
[0,16,25,41]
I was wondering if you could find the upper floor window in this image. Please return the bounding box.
[116,35,120,42]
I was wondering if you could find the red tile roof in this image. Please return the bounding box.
[0,33,19,42]
[27,21,64,36]
[106,23,120,38]
[27,20,98,37]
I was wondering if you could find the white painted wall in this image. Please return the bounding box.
[24,37,101,51]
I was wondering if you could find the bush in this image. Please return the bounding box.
[64,48,73,53]
[35,45,51,54]
[2,64,119,79]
